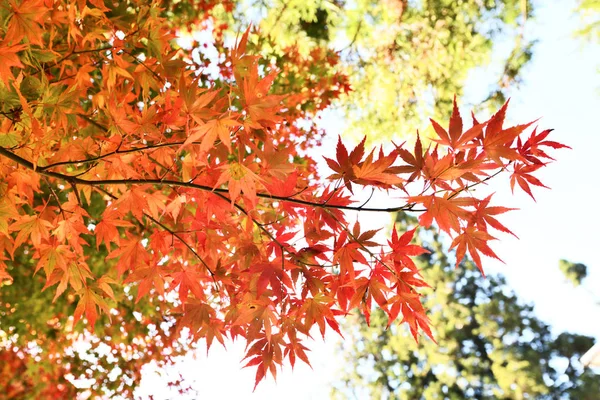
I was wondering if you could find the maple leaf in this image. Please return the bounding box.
[283,335,312,370]
[4,0,48,46]
[106,233,150,275]
[352,147,403,187]
[180,81,219,123]
[325,136,402,190]
[170,264,207,304]
[0,199,19,235]
[395,133,424,182]
[109,101,140,135]
[113,188,148,221]
[176,298,225,349]
[510,162,549,200]
[125,264,166,302]
[181,117,240,153]
[451,227,503,274]
[9,214,53,249]
[480,100,534,165]
[214,161,262,206]
[96,275,117,301]
[469,195,517,236]
[517,127,571,164]
[232,25,251,63]
[324,136,366,192]
[0,41,26,85]
[333,231,368,285]
[292,244,329,266]
[94,209,134,250]
[300,294,342,338]
[53,215,89,253]
[399,300,435,343]
[347,276,381,325]
[351,221,380,248]
[262,172,299,197]
[35,243,71,276]
[242,335,284,390]
[249,262,294,301]
[73,287,110,329]
[421,150,464,184]
[233,299,279,342]
[236,56,284,129]
[430,96,487,151]
[388,227,429,272]
[144,191,168,220]
[408,194,475,234]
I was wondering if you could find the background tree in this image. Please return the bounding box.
[560,259,589,288]
[211,0,536,139]
[0,0,564,398]
[333,214,599,399]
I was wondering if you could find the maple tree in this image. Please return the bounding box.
[0,0,568,396]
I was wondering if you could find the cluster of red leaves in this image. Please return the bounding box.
[0,0,566,390]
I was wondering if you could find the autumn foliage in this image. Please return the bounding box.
[0,0,567,394]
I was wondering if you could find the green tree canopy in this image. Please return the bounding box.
[212,0,535,139]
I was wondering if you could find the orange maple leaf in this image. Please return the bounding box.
[430,96,486,151]
[73,287,110,329]
[408,194,475,234]
[4,0,48,46]
[215,161,262,206]
[0,41,26,85]
[181,117,240,153]
[451,226,502,273]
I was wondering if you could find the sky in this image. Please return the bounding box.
[136,1,600,398]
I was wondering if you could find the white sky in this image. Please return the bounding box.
[136,1,600,398]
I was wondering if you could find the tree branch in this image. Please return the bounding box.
[95,187,217,280]
[0,146,422,213]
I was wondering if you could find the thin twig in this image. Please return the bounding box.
[96,187,218,281]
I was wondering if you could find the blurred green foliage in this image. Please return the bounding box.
[220,0,535,141]
[560,259,588,287]
[575,0,600,43]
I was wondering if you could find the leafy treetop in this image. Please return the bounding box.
[0,0,567,392]
[224,0,536,140]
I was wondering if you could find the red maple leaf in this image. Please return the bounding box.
[451,227,502,274]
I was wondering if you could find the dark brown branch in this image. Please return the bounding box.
[39,138,185,171]
[71,45,114,55]
[77,114,109,132]
[121,49,165,83]
[211,191,336,269]
[39,119,242,171]
[338,19,363,53]
[0,146,429,213]
[447,168,506,201]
